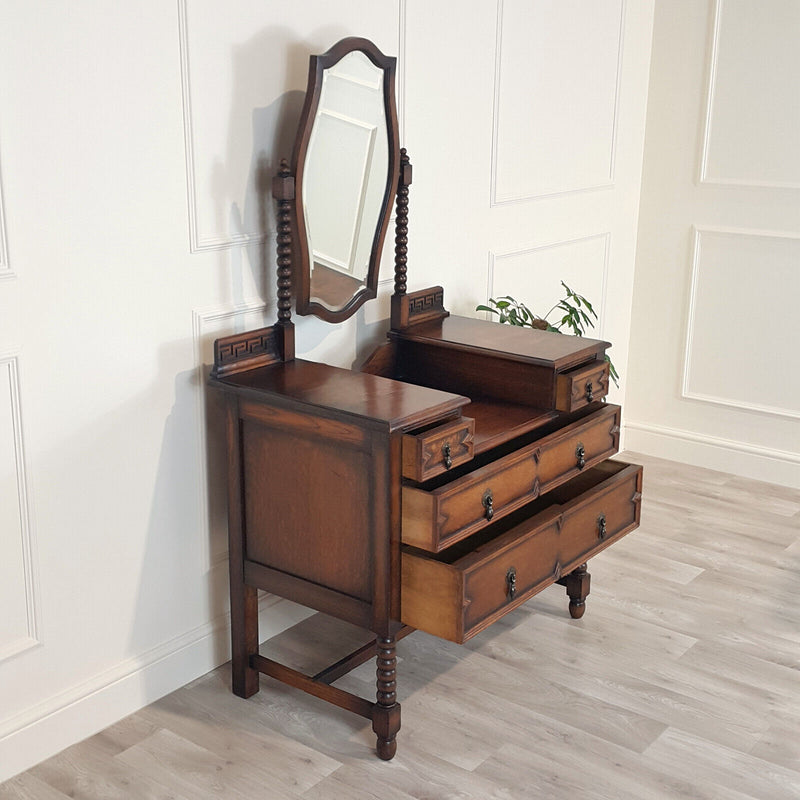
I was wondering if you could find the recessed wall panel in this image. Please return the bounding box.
[702,0,800,186]
[0,357,37,660]
[488,234,609,335]
[180,0,399,251]
[493,0,623,202]
[684,229,800,417]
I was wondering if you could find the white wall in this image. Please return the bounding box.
[0,0,655,780]
[625,0,800,487]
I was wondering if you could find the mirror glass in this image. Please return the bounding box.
[290,38,398,323]
[303,51,388,312]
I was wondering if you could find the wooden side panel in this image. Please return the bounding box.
[400,488,438,551]
[396,339,556,408]
[359,341,397,377]
[242,418,373,603]
[400,552,463,642]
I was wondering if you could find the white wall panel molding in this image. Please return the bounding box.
[486,233,611,335]
[490,0,624,205]
[0,593,312,782]
[0,354,40,664]
[683,226,800,420]
[624,419,800,489]
[178,0,257,253]
[179,0,405,253]
[700,0,800,188]
[397,0,407,140]
[192,301,271,570]
[0,156,11,279]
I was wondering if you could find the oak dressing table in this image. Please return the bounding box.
[210,37,642,760]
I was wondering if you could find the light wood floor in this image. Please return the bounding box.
[3,453,799,799]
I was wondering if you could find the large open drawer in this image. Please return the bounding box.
[401,460,643,643]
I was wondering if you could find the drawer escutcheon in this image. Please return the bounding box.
[482,489,494,521]
[506,567,517,599]
[442,441,452,470]
[575,442,586,470]
[597,513,607,540]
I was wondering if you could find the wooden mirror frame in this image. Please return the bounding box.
[290,37,400,323]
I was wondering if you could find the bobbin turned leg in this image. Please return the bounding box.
[372,635,400,760]
[558,563,591,619]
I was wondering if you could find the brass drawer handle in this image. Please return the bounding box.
[482,489,494,521]
[506,566,517,599]
[442,441,452,470]
[586,381,594,403]
[597,513,607,540]
[575,442,586,470]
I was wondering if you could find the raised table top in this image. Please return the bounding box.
[213,357,470,433]
[392,316,609,371]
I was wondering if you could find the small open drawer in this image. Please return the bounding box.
[556,359,610,412]
[402,416,475,482]
[401,460,642,643]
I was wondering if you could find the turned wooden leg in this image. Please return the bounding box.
[372,635,400,760]
[559,563,591,619]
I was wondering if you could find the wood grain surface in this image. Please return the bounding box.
[2,453,798,799]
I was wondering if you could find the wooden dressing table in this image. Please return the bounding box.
[210,37,642,760]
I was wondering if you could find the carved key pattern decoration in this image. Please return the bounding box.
[217,329,279,366]
[408,289,444,316]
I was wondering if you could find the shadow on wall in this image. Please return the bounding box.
[209,25,310,313]
[128,354,222,670]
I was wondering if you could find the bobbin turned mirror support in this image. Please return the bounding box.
[272,158,296,361]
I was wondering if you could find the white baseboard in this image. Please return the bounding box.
[0,597,314,783]
[624,420,800,488]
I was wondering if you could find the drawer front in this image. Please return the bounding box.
[401,461,642,643]
[402,404,621,552]
[556,359,610,412]
[402,417,475,482]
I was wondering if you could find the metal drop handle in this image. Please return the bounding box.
[506,567,517,599]
[586,381,594,403]
[482,489,494,521]
[597,513,607,540]
[442,441,452,470]
[575,442,586,470]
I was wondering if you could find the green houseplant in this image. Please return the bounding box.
[477,281,619,387]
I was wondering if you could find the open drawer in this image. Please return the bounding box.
[555,358,610,412]
[401,460,643,643]
[402,403,621,552]
[402,416,475,482]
